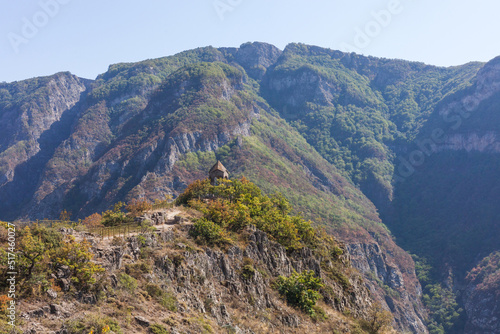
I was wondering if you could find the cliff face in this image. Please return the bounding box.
[20,223,382,334]
[462,252,500,334]
[387,55,500,333]
[0,72,88,152]
[347,241,427,333]
[0,73,88,219]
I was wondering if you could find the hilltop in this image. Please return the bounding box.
[2,179,400,334]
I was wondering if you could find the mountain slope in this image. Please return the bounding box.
[3,42,500,333]
[386,56,500,333]
[0,73,89,220]
[261,43,482,210]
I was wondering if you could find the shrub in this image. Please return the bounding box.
[82,213,103,227]
[0,225,103,297]
[274,270,324,316]
[145,284,177,312]
[0,295,11,312]
[150,323,169,334]
[158,292,178,312]
[118,273,137,293]
[54,236,105,291]
[241,258,256,280]
[101,210,132,227]
[190,218,231,246]
[359,303,393,334]
[152,194,173,210]
[126,199,153,217]
[59,209,72,222]
[101,202,133,226]
[145,283,163,297]
[178,178,324,251]
[65,314,122,334]
[125,262,151,279]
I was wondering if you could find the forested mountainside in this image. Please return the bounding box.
[1,42,499,333]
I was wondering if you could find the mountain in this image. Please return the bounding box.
[1,42,500,333]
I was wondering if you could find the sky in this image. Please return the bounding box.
[1,0,500,83]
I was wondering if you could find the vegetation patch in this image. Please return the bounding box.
[0,223,104,298]
[274,270,324,316]
[145,284,178,312]
[65,314,123,334]
[118,273,138,293]
[178,178,325,251]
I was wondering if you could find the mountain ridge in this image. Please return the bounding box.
[2,42,500,333]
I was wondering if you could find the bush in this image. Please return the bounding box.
[59,209,72,221]
[125,262,151,279]
[150,323,169,334]
[65,314,122,334]
[0,225,103,297]
[145,284,177,312]
[118,273,137,293]
[101,210,132,227]
[179,178,327,251]
[241,258,256,280]
[101,202,133,226]
[82,213,103,227]
[152,194,173,210]
[274,270,324,316]
[158,292,178,312]
[126,199,153,217]
[359,303,393,334]
[190,218,231,246]
[54,236,105,291]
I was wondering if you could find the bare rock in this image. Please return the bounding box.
[50,304,62,316]
[135,315,150,327]
[47,289,58,299]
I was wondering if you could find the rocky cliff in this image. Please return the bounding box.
[20,220,386,334]
[463,252,500,334]
[0,73,89,219]
[347,241,427,333]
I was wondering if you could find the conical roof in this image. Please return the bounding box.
[209,161,227,173]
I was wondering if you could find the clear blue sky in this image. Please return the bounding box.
[1,0,500,83]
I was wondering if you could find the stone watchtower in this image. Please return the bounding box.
[209,161,229,185]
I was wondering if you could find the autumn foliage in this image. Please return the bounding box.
[0,224,104,298]
[177,178,317,250]
[125,199,153,217]
[82,213,103,227]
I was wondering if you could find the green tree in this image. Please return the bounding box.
[274,270,324,316]
[54,236,105,291]
[18,227,47,280]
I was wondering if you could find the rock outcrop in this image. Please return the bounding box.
[17,224,384,333]
[463,252,500,334]
[0,73,88,219]
[347,241,428,333]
